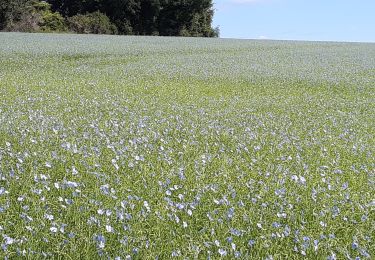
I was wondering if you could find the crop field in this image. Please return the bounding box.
[0,32,374,259]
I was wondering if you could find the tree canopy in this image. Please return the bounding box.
[0,0,219,37]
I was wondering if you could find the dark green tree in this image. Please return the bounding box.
[100,0,140,34]
[0,0,31,30]
[138,0,161,35]
[2,0,218,36]
[46,0,217,36]
[47,0,84,16]
[157,0,216,36]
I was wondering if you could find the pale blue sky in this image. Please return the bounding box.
[212,0,375,42]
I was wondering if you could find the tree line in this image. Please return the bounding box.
[0,0,219,37]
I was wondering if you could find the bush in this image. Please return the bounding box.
[32,0,67,32]
[5,12,42,32]
[67,12,118,35]
[40,11,66,32]
[2,0,67,32]
[1,0,36,31]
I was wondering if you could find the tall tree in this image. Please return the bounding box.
[46,0,217,36]
[0,0,31,30]
[47,0,84,16]
[100,0,140,34]
[157,0,215,36]
[138,0,161,35]
[2,0,218,36]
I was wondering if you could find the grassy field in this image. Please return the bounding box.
[0,32,374,259]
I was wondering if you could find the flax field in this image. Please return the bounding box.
[0,33,374,259]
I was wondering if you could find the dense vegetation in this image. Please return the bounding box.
[0,33,374,259]
[0,0,219,36]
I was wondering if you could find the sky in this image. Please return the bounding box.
[212,0,375,42]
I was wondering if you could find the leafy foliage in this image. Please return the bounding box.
[32,0,66,31]
[0,0,33,30]
[40,11,66,31]
[67,11,117,34]
[0,0,66,32]
[0,0,218,36]
[47,0,218,36]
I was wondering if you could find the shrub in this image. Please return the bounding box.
[5,12,42,32]
[40,11,66,32]
[2,0,67,32]
[67,11,118,35]
[1,0,37,31]
[29,0,66,32]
